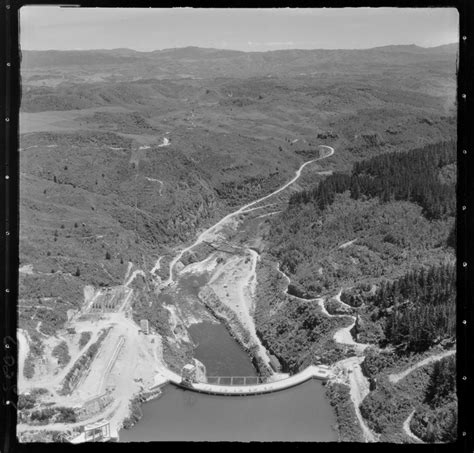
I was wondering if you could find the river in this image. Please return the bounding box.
[160,271,258,376]
[120,146,338,441]
[119,380,337,442]
[121,245,338,442]
[188,321,257,377]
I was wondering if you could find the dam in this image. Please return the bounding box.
[151,363,332,396]
[117,362,336,442]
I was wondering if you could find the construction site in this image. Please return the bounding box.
[17,267,168,443]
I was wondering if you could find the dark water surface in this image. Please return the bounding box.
[133,269,336,442]
[163,269,257,377]
[120,380,337,442]
[188,321,257,376]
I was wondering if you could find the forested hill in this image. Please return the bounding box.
[351,263,456,352]
[289,141,456,220]
[380,263,455,351]
[267,141,456,300]
[411,354,457,442]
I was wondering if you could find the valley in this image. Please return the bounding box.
[17,44,457,443]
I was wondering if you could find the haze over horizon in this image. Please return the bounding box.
[20,7,458,52]
[22,42,458,53]
[17,4,458,446]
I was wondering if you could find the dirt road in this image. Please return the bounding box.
[388,349,456,384]
[403,410,423,443]
[276,261,377,442]
[164,145,334,285]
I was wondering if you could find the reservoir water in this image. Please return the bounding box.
[136,264,336,441]
[188,321,257,376]
[162,270,258,377]
[120,380,337,442]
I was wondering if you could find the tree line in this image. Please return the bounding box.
[411,355,457,442]
[289,141,456,220]
[370,263,456,352]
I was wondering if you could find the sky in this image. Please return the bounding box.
[20,7,459,52]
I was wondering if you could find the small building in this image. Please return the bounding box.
[181,363,197,386]
[69,420,112,443]
[140,319,149,335]
[269,354,282,372]
[84,420,111,442]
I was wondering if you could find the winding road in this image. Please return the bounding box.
[163,145,334,285]
[403,410,423,443]
[388,349,456,384]
[276,265,377,442]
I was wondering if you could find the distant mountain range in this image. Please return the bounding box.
[23,43,458,56]
[21,44,457,81]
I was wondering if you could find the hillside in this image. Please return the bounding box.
[253,141,456,442]
[265,142,456,298]
[21,44,457,88]
[19,43,456,362]
[18,45,457,442]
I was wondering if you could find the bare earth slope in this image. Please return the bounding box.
[18,45,456,442]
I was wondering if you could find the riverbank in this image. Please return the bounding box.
[114,363,334,440]
[121,387,164,430]
[180,249,273,376]
[253,256,378,442]
[198,285,273,379]
[325,381,365,442]
[20,145,342,442]
[255,254,455,443]
[254,258,356,371]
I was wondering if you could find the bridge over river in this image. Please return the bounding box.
[151,364,332,396]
